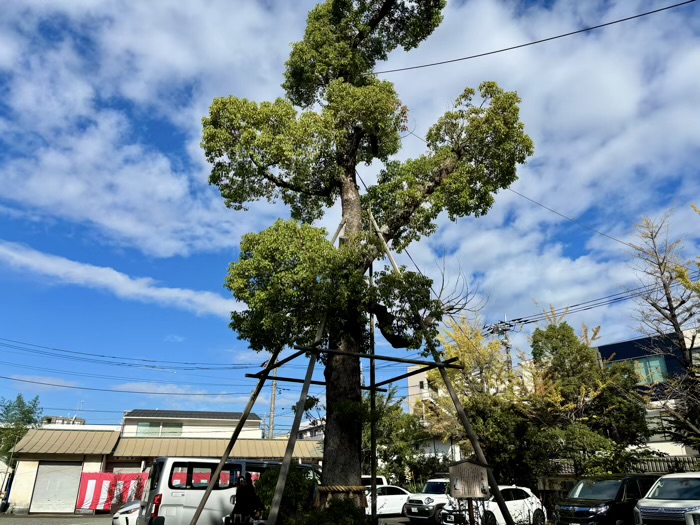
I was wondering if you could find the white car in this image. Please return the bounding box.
[441,485,546,525]
[405,477,452,523]
[365,484,413,516]
[634,472,700,525]
[112,500,141,525]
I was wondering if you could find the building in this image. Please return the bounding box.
[596,332,699,457]
[8,409,322,514]
[406,365,462,461]
[297,418,325,441]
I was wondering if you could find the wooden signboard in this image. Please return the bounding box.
[449,460,490,499]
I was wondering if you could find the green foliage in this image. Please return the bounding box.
[283,0,446,107]
[365,82,534,251]
[226,219,368,352]
[0,394,42,464]
[370,267,444,349]
[256,467,316,522]
[361,387,430,483]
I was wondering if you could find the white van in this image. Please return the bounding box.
[136,457,320,525]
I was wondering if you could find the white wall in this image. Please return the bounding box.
[121,419,262,439]
[0,458,10,496]
[8,460,38,513]
[406,366,433,416]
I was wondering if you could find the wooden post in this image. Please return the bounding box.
[368,210,516,525]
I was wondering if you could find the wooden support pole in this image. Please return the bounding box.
[367,209,516,525]
[189,348,283,525]
[266,345,322,524]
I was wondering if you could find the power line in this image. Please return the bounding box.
[0,375,253,396]
[506,188,635,249]
[0,337,264,370]
[405,130,633,249]
[374,1,695,74]
[1,360,279,388]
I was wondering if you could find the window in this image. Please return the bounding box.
[419,381,424,390]
[386,487,405,496]
[624,479,641,500]
[136,421,183,437]
[137,422,160,437]
[161,422,182,437]
[634,357,668,385]
[500,489,515,501]
[169,462,240,490]
[511,489,530,500]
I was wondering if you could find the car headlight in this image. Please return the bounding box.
[425,497,434,504]
[591,504,609,515]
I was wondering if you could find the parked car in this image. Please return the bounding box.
[405,477,451,523]
[556,474,659,525]
[362,474,389,486]
[441,485,546,525]
[365,484,412,516]
[634,472,700,525]
[137,457,320,525]
[112,500,141,525]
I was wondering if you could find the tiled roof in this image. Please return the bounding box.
[113,438,322,460]
[13,429,120,455]
[123,409,262,421]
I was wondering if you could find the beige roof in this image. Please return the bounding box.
[113,438,322,460]
[14,429,120,455]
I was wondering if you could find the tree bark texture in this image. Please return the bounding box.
[321,172,364,486]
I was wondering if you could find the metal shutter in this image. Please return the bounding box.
[30,462,82,513]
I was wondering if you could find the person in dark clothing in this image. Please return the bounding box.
[231,475,262,523]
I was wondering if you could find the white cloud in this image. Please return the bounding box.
[0,0,698,350]
[0,241,239,318]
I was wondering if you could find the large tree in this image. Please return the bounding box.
[202,0,533,486]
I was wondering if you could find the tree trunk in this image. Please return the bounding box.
[321,172,364,486]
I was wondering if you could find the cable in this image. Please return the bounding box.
[0,337,276,371]
[405,129,634,250]
[0,375,253,396]
[506,188,635,249]
[374,1,695,74]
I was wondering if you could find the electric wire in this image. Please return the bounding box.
[0,375,253,396]
[374,1,695,74]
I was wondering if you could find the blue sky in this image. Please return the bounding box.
[0,0,699,434]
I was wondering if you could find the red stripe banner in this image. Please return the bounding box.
[76,472,148,511]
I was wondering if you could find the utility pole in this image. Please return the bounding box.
[486,317,514,371]
[269,369,277,438]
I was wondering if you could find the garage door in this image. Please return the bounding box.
[30,462,82,513]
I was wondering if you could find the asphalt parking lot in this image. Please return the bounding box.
[0,514,409,524]
[0,516,111,525]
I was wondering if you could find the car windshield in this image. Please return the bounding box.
[423,481,448,494]
[647,478,700,500]
[568,480,622,500]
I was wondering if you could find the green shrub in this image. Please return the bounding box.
[256,467,315,522]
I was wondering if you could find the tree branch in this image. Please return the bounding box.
[354,0,397,48]
[251,158,334,198]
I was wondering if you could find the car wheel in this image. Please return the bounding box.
[433,507,443,524]
[532,509,545,525]
[402,504,408,517]
[483,511,498,525]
